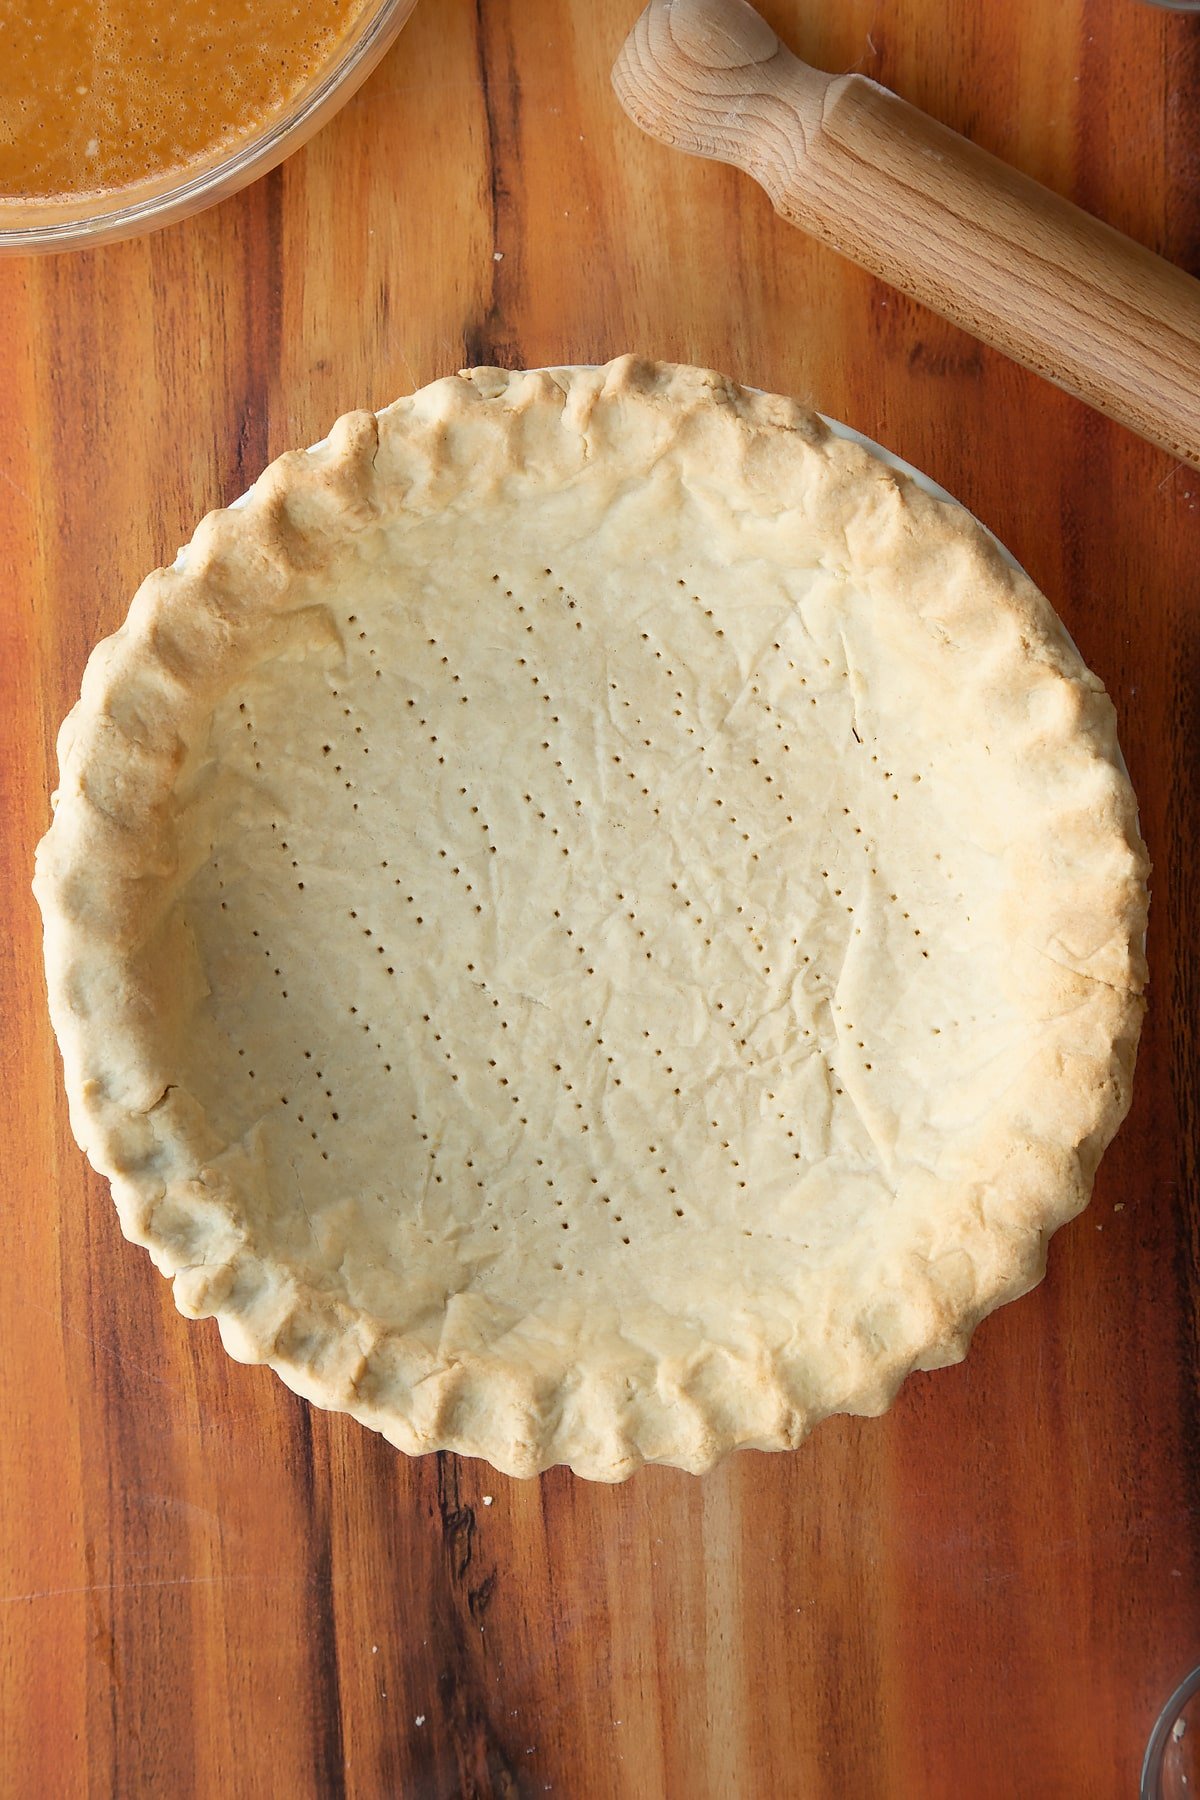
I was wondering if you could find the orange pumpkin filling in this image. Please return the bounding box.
[0,0,377,202]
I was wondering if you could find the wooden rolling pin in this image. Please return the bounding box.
[612,0,1200,469]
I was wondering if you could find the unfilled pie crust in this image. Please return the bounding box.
[34,359,1149,1479]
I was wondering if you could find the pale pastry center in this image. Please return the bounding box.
[175,508,1017,1330]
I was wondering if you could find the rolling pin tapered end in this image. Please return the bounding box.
[612,0,827,163]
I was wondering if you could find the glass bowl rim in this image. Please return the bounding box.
[0,0,417,254]
[1141,1663,1200,1799]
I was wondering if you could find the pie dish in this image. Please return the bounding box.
[34,358,1149,1480]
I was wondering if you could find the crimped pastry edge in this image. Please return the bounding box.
[34,357,1149,1479]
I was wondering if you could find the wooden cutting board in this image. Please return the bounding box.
[2,2,1199,1794]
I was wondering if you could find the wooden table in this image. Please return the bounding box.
[3,2,1199,1794]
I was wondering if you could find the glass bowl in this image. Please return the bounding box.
[0,0,418,256]
[1143,1666,1200,1800]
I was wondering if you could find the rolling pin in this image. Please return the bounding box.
[612,0,1200,469]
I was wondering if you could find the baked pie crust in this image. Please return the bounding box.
[34,359,1149,1479]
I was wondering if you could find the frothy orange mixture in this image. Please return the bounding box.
[0,0,377,201]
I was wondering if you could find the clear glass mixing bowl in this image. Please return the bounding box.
[0,0,417,255]
[1143,1666,1200,1799]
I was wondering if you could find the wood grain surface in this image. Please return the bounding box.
[2,2,1199,1795]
